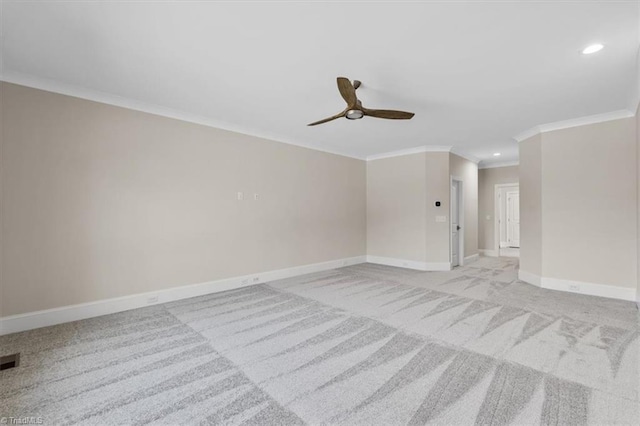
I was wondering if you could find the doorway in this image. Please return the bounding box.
[451,178,464,267]
[494,183,519,257]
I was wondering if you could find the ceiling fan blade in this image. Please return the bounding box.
[336,77,357,107]
[362,108,415,120]
[307,111,346,126]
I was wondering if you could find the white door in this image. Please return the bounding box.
[451,181,460,267]
[506,191,520,247]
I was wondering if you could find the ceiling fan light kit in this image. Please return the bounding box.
[346,109,364,120]
[308,77,414,126]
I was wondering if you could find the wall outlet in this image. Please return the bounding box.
[436,216,447,223]
[147,296,159,304]
[252,277,260,283]
[568,284,580,292]
[241,278,249,285]
[342,260,347,266]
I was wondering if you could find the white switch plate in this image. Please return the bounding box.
[436,216,447,222]
[254,193,259,200]
[237,192,244,201]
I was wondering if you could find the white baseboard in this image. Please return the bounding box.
[518,270,636,301]
[424,262,453,271]
[0,256,367,336]
[479,249,499,257]
[366,256,451,272]
[518,270,542,287]
[541,277,636,301]
[463,254,479,264]
[499,247,520,258]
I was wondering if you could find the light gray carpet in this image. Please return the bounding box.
[1,257,639,425]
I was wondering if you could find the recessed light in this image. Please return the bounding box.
[582,43,603,55]
[493,153,501,157]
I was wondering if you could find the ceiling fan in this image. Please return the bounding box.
[308,77,415,126]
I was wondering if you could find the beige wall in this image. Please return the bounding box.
[450,154,479,258]
[367,151,478,266]
[519,134,542,276]
[541,118,636,289]
[425,152,451,263]
[632,23,639,305]
[478,166,519,251]
[519,119,638,291]
[1,83,367,316]
[636,103,639,304]
[367,153,427,262]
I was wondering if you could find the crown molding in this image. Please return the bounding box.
[367,145,481,164]
[366,145,452,161]
[450,147,480,164]
[538,109,634,133]
[514,109,635,143]
[478,160,519,170]
[513,126,541,143]
[0,72,499,166]
[0,71,367,161]
[10,71,627,166]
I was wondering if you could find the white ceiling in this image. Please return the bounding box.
[2,1,638,165]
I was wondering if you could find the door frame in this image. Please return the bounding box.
[494,183,519,255]
[505,189,520,247]
[450,176,464,266]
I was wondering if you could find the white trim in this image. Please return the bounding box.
[0,74,490,166]
[479,249,499,257]
[450,176,465,267]
[423,262,453,271]
[538,109,634,133]
[518,270,636,301]
[4,73,633,167]
[464,254,479,264]
[513,127,541,143]
[0,71,366,161]
[499,247,520,258]
[478,161,519,170]
[366,145,452,161]
[514,109,634,143]
[634,33,640,112]
[0,256,366,336]
[366,256,451,272]
[367,146,482,164]
[450,148,480,164]
[542,277,636,302]
[494,183,519,257]
[518,270,542,287]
